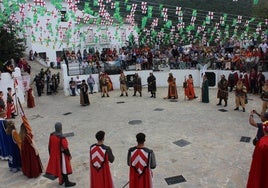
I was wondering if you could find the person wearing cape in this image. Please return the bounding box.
[90,130,114,188]
[247,120,268,188]
[45,122,76,187]
[127,133,156,188]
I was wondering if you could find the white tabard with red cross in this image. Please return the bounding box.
[130,148,149,175]
[90,145,106,169]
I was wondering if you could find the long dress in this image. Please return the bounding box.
[167,76,178,99]
[6,130,21,171]
[0,118,9,160]
[202,79,209,103]
[185,78,196,100]
[27,88,35,108]
[21,134,43,178]
[80,83,90,106]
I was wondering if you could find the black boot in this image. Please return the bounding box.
[234,107,239,111]
[63,174,76,187]
[217,99,222,106]
[224,101,227,107]
[153,93,156,98]
[243,108,245,112]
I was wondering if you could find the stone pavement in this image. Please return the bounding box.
[0,62,263,188]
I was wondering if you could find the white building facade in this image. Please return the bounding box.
[14,0,138,63]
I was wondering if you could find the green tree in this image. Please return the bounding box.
[0,21,26,71]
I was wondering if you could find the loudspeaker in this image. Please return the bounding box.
[126,74,135,88]
[205,72,216,87]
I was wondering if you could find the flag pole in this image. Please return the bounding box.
[13,78,19,116]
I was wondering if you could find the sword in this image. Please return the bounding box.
[122,181,129,188]
[62,132,74,137]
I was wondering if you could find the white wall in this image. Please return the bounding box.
[0,69,25,105]
[61,63,233,96]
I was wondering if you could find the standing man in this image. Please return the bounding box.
[247,121,268,188]
[133,73,142,97]
[75,75,82,95]
[217,75,228,107]
[0,91,6,111]
[87,74,95,94]
[249,110,268,146]
[147,72,156,98]
[32,74,43,97]
[90,130,114,188]
[234,79,247,112]
[257,70,265,95]
[119,72,128,97]
[228,69,238,92]
[69,77,76,96]
[100,73,110,97]
[45,122,76,187]
[127,133,156,188]
[261,80,268,114]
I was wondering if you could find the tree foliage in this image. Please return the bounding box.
[0,21,26,69]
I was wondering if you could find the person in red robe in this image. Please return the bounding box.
[90,130,114,188]
[185,74,197,100]
[45,122,76,187]
[127,133,156,188]
[19,121,42,178]
[6,87,16,119]
[247,120,268,188]
[27,87,35,108]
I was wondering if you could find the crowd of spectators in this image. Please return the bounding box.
[61,38,268,75]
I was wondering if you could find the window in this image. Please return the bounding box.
[61,7,67,22]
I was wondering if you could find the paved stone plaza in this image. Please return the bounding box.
[0,62,263,188]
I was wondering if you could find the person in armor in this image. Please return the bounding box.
[119,72,128,97]
[234,79,247,112]
[147,72,156,98]
[261,80,268,114]
[45,122,76,187]
[217,75,229,107]
[100,73,110,97]
[90,131,114,188]
[127,133,156,188]
[133,73,142,97]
